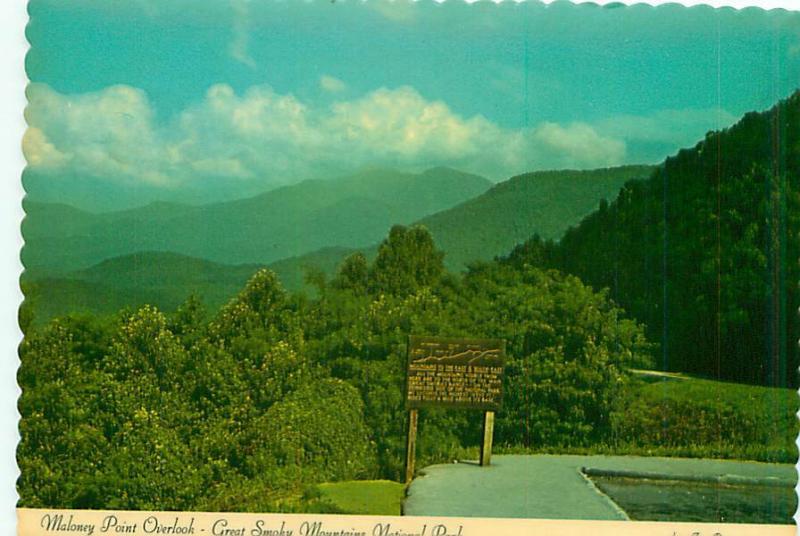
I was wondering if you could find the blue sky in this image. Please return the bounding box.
[22,0,800,208]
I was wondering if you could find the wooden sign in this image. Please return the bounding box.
[406,335,505,410]
[405,335,505,483]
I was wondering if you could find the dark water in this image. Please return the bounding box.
[592,476,796,524]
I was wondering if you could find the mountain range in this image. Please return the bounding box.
[22,167,492,276]
[22,164,654,322]
[260,165,653,285]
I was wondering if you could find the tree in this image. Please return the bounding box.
[458,264,655,446]
[332,252,369,294]
[531,91,800,386]
[369,225,444,296]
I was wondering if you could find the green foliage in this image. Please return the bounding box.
[504,93,800,387]
[18,319,115,508]
[208,269,296,350]
[105,306,188,383]
[611,377,798,463]
[370,225,445,296]
[18,270,377,511]
[250,379,376,482]
[332,252,369,293]
[453,264,654,447]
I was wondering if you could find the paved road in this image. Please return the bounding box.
[403,454,795,519]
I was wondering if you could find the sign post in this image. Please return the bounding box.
[480,410,495,466]
[404,336,505,483]
[405,409,418,484]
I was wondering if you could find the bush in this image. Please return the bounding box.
[454,265,654,447]
[244,379,377,482]
[18,270,382,510]
[309,259,655,474]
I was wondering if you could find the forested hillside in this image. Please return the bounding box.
[503,92,799,387]
[419,165,653,270]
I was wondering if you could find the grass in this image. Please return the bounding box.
[613,374,798,463]
[486,373,798,464]
[315,480,406,515]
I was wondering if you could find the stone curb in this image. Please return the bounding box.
[581,467,795,488]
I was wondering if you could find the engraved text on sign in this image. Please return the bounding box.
[406,336,505,410]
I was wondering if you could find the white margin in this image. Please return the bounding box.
[1,0,27,533]
[0,0,797,534]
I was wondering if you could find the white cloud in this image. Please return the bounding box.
[22,127,68,169]
[530,122,626,170]
[24,82,630,189]
[229,0,256,68]
[317,87,626,175]
[24,83,171,185]
[175,84,321,181]
[597,108,739,149]
[320,75,346,93]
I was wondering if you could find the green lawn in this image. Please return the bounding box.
[615,373,798,463]
[490,373,797,464]
[316,480,406,515]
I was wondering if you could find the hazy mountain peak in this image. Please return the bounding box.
[23,166,493,274]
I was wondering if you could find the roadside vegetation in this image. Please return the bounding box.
[17,223,796,512]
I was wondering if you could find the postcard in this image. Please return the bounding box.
[13,0,799,534]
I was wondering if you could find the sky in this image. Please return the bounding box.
[22,0,800,209]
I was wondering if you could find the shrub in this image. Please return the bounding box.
[244,378,377,482]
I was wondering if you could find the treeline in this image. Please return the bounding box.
[503,91,799,387]
[19,226,655,510]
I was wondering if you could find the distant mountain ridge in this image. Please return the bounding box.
[23,164,654,321]
[22,251,264,323]
[22,167,492,275]
[266,165,655,287]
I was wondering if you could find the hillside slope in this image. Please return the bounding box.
[503,91,800,387]
[419,165,654,270]
[270,165,654,288]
